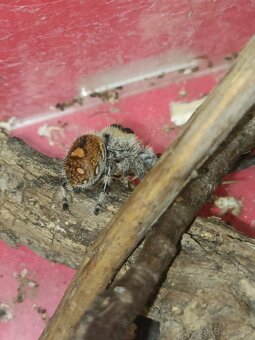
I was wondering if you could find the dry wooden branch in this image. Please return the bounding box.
[0,130,128,268]
[151,217,255,339]
[72,110,255,339]
[40,36,255,340]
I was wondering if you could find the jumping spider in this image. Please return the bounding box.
[61,124,158,215]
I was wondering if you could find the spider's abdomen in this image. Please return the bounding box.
[65,134,106,187]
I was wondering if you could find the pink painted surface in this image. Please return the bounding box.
[12,70,220,158]
[0,240,74,339]
[1,1,255,339]
[1,0,255,119]
[200,168,255,237]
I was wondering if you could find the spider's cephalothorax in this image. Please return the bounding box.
[62,124,158,214]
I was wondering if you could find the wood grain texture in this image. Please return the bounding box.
[40,36,255,340]
[150,217,255,340]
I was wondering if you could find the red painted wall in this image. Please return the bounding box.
[1,0,255,119]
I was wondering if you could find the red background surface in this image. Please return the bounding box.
[1,0,255,119]
[0,1,255,339]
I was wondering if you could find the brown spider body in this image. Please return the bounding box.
[62,124,157,214]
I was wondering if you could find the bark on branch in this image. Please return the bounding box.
[0,130,128,268]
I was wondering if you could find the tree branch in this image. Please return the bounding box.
[0,130,128,268]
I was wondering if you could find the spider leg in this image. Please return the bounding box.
[94,164,112,215]
[122,175,131,189]
[120,171,137,191]
[60,179,69,211]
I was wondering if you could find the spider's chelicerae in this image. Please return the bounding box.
[61,124,158,215]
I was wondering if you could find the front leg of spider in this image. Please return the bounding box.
[94,164,112,215]
[122,175,134,191]
[60,179,69,211]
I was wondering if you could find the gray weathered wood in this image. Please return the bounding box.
[0,129,128,268]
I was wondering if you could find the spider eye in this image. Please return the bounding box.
[103,133,110,140]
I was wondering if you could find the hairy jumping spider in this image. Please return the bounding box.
[62,124,158,214]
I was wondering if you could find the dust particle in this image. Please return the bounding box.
[214,196,243,216]
[0,304,13,322]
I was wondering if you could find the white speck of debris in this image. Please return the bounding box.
[191,169,199,179]
[0,303,13,322]
[56,225,67,233]
[182,68,193,75]
[171,306,181,313]
[214,196,243,216]
[114,286,133,304]
[107,205,117,213]
[0,117,16,132]
[80,86,89,97]
[170,97,207,126]
[114,286,126,294]
[20,268,28,278]
[38,123,64,146]
[48,221,66,233]
[222,180,239,185]
[179,88,187,97]
[41,313,47,320]
[27,281,37,288]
